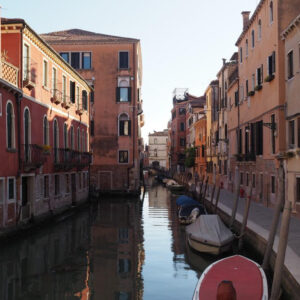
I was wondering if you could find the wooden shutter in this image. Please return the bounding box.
[128,120,131,136]
[70,81,75,103]
[128,87,131,102]
[119,120,124,135]
[116,87,120,102]
[272,51,276,74]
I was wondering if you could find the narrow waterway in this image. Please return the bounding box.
[0,181,219,300]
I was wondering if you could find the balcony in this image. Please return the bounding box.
[61,95,72,109]
[54,149,91,171]
[76,104,85,116]
[23,69,36,90]
[22,144,48,172]
[51,89,63,104]
[234,153,256,162]
[1,60,19,87]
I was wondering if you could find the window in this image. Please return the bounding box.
[90,91,94,104]
[119,228,129,243]
[240,47,243,63]
[258,19,262,40]
[246,39,248,56]
[70,126,74,149]
[297,178,300,203]
[179,108,186,115]
[252,74,255,91]
[251,30,255,48]
[119,51,129,69]
[224,159,227,175]
[256,121,263,155]
[270,1,273,23]
[180,138,186,147]
[180,122,185,131]
[82,52,91,69]
[62,75,67,102]
[256,65,263,86]
[77,128,81,151]
[118,259,131,273]
[246,80,249,95]
[246,173,249,186]
[43,116,49,145]
[64,123,68,148]
[287,51,294,79]
[24,108,31,163]
[119,113,131,136]
[154,138,157,144]
[252,173,256,188]
[53,119,59,162]
[8,178,15,201]
[268,52,276,75]
[23,44,30,80]
[90,120,94,136]
[225,124,228,140]
[234,90,239,106]
[245,127,249,154]
[54,175,60,196]
[70,81,75,103]
[116,87,131,102]
[240,172,244,185]
[271,175,275,194]
[71,52,80,69]
[119,150,128,163]
[43,60,48,87]
[238,128,242,154]
[60,52,69,63]
[6,102,15,149]
[51,68,57,97]
[82,90,88,110]
[271,114,276,154]
[44,175,49,198]
[289,120,295,148]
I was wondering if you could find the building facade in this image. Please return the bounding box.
[148,130,168,168]
[0,18,91,229]
[281,14,300,214]
[42,29,143,195]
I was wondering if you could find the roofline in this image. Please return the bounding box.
[281,14,300,39]
[235,0,266,46]
[2,19,92,90]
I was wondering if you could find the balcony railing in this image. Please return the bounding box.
[235,152,256,162]
[54,148,91,171]
[51,89,63,104]
[22,144,48,172]
[2,60,19,87]
[23,69,36,90]
[61,95,72,109]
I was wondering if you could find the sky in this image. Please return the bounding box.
[1,0,260,141]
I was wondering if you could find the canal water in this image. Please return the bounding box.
[0,181,220,300]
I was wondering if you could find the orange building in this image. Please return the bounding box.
[0,18,91,229]
[42,30,143,195]
[232,0,299,204]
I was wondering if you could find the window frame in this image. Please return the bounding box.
[119,51,129,69]
[287,50,294,80]
[6,101,16,150]
[43,58,48,87]
[7,177,16,203]
[118,150,129,164]
[43,115,49,146]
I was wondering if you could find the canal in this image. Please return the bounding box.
[1,181,220,300]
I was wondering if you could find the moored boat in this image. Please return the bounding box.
[192,255,268,300]
[186,215,234,255]
[178,204,206,224]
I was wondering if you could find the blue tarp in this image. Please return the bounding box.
[179,204,206,218]
[176,195,199,206]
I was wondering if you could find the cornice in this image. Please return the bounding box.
[281,14,300,39]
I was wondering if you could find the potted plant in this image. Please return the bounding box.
[255,85,262,91]
[248,91,255,97]
[264,74,275,82]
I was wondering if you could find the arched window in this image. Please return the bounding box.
[53,119,59,162]
[63,123,68,148]
[43,115,49,145]
[269,1,273,23]
[6,102,15,149]
[258,19,262,40]
[24,108,31,162]
[119,113,131,136]
[77,127,81,151]
[251,30,255,48]
[70,126,74,150]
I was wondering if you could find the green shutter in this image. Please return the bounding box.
[116,87,120,102]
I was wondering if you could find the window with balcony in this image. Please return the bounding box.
[119,51,129,69]
[287,51,294,79]
[119,150,129,163]
[119,113,131,136]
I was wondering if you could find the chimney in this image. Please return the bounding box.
[241,11,251,30]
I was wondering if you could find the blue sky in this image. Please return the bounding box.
[1,0,260,141]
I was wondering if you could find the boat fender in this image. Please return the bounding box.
[217,280,237,300]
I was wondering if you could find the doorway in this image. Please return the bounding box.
[21,176,34,221]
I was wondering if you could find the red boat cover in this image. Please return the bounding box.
[199,255,263,300]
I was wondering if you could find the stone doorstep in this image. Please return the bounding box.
[217,201,300,285]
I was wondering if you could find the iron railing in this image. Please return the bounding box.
[22,144,48,171]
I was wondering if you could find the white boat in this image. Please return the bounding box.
[192,255,268,300]
[186,215,234,255]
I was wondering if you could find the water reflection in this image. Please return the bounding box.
[0,181,219,300]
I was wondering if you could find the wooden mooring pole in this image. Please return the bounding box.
[262,163,285,271]
[238,185,252,251]
[230,175,241,228]
[270,201,292,300]
[214,186,221,213]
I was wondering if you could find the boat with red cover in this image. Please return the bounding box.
[192,255,268,300]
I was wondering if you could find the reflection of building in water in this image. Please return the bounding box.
[0,209,92,300]
[148,184,169,209]
[91,199,144,300]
